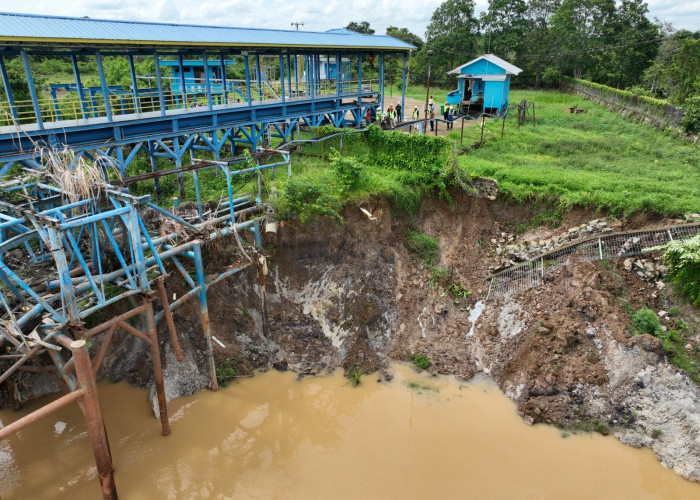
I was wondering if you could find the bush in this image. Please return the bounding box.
[411,354,432,370]
[278,178,342,224]
[631,308,662,336]
[664,234,700,306]
[405,230,439,265]
[330,148,365,192]
[680,96,700,135]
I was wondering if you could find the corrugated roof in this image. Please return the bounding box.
[448,54,522,76]
[0,12,414,51]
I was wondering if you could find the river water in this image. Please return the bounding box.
[1,364,698,499]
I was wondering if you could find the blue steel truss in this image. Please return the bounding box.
[0,149,290,390]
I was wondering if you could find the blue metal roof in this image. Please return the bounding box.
[0,12,415,51]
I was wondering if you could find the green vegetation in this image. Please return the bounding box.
[456,90,700,216]
[215,360,238,387]
[406,381,438,392]
[411,354,432,370]
[347,364,364,387]
[631,308,699,383]
[405,231,439,266]
[664,235,700,306]
[631,308,662,336]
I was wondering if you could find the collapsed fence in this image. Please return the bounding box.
[486,223,700,300]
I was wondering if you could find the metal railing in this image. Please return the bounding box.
[0,79,380,128]
[487,223,700,300]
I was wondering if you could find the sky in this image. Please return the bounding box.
[0,0,697,36]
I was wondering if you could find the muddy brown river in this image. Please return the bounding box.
[1,364,698,499]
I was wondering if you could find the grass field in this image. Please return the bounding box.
[445,90,699,216]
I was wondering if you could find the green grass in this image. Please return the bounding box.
[451,90,700,217]
[411,353,432,370]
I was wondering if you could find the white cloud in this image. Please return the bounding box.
[0,0,697,37]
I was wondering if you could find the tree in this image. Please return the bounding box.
[420,0,481,87]
[480,0,529,61]
[601,0,659,88]
[551,0,616,79]
[644,29,699,101]
[345,21,374,35]
[386,26,424,50]
[522,0,561,88]
[668,37,700,105]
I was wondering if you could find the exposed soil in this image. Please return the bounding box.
[4,190,699,481]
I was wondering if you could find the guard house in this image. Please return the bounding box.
[445,54,522,116]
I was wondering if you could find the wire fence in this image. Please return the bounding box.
[486,223,700,300]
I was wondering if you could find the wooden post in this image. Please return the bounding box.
[532,102,536,126]
[480,115,485,145]
[501,113,506,139]
[460,117,465,146]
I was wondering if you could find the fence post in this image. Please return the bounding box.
[598,238,603,260]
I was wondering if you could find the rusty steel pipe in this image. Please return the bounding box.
[92,325,116,376]
[117,321,152,344]
[156,279,183,362]
[0,389,84,439]
[70,338,119,500]
[83,305,147,338]
[0,343,42,386]
[143,300,171,436]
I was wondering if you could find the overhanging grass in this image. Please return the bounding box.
[452,90,699,216]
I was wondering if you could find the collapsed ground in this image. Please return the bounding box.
[2,89,699,482]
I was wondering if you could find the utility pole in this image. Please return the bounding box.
[291,22,304,30]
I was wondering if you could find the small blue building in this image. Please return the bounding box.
[445,54,522,115]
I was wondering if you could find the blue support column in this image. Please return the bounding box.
[336,52,341,99]
[219,53,228,105]
[177,53,187,107]
[154,52,166,116]
[95,50,113,122]
[308,55,314,100]
[357,53,362,106]
[287,54,292,97]
[203,51,213,110]
[279,54,285,103]
[294,53,299,96]
[255,54,263,101]
[70,54,89,119]
[193,242,218,390]
[244,54,252,106]
[19,49,43,129]
[379,52,385,113]
[401,53,407,122]
[128,54,141,114]
[0,55,18,120]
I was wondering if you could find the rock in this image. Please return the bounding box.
[655,281,666,290]
[623,258,633,272]
[685,344,693,351]
[658,310,668,318]
[537,326,551,335]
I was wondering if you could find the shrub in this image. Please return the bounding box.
[347,363,363,387]
[631,308,662,336]
[664,234,700,306]
[330,147,365,192]
[411,354,432,370]
[405,230,439,265]
[278,178,342,224]
[680,96,700,135]
[216,360,238,387]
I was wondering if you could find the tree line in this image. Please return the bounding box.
[347,0,699,109]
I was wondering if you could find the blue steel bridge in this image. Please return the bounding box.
[0,13,413,499]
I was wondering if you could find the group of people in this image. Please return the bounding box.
[368,97,457,131]
[372,102,403,128]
